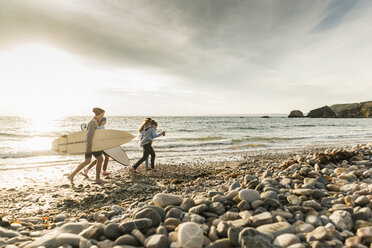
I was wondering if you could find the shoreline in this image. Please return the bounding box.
[0,143,371,247]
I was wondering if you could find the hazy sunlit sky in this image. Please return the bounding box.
[1,0,372,117]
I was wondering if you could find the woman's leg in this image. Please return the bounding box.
[95,155,105,183]
[150,146,156,169]
[103,154,109,171]
[133,144,151,170]
[83,160,97,176]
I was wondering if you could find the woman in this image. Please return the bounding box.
[83,117,111,177]
[131,119,165,173]
[67,108,106,184]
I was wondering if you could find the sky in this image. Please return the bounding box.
[1,0,372,117]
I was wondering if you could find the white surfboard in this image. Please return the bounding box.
[52,129,135,154]
[104,146,130,166]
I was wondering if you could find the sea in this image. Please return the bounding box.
[1,115,372,171]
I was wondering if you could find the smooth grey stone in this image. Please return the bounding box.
[356,226,372,245]
[263,198,280,208]
[156,226,168,235]
[220,211,241,221]
[58,222,88,234]
[228,227,243,247]
[143,205,166,222]
[250,212,273,227]
[207,238,234,248]
[23,234,57,248]
[208,202,225,215]
[273,233,301,247]
[226,218,250,228]
[216,222,229,238]
[306,226,330,242]
[329,210,353,231]
[294,223,314,234]
[305,215,322,227]
[239,227,272,248]
[208,226,219,242]
[189,204,208,215]
[56,233,85,247]
[164,217,181,227]
[166,208,184,220]
[131,229,145,245]
[352,207,371,222]
[260,191,278,200]
[256,222,294,238]
[212,194,227,203]
[229,181,240,191]
[18,217,43,224]
[181,198,195,212]
[153,193,183,207]
[104,223,122,240]
[134,208,162,227]
[118,218,152,233]
[0,227,21,238]
[80,223,105,240]
[208,191,224,197]
[251,200,264,209]
[145,234,169,248]
[355,196,369,206]
[113,234,139,246]
[226,190,239,200]
[54,214,67,223]
[97,239,114,248]
[237,200,250,211]
[302,200,322,211]
[239,189,261,203]
[111,205,125,214]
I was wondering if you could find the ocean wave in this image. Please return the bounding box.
[180,136,224,141]
[0,132,29,138]
[232,136,298,143]
[230,143,266,149]
[0,150,56,159]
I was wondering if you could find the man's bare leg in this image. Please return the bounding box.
[95,156,105,183]
[67,158,91,184]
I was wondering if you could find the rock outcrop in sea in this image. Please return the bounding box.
[289,100,372,118]
[288,110,304,118]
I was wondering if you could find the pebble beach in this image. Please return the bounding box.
[1,144,372,248]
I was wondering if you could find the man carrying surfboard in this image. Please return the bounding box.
[67,108,106,184]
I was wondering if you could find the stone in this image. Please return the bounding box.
[340,184,359,192]
[329,210,353,231]
[239,227,272,248]
[55,214,67,223]
[287,195,301,206]
[104,223,122,240]
[256,222,294,238]
[345,236,360,247]
[355,196,369,206]
[114,234,139,246]
[58,222,89,234]
[229,181,240,191]
[260,191,278,200]
[189,204,208,215]
[156,226,168,235]
[237,200,250,211]
[19,217,43,224]
[294,223,314,233]
[216,221,229,238]
[178,222,203,248]
[288,110,304,118]
[0,227,21,238]
[303,200,322,211]
[207,238,234,248]
[239,189,261,203]
[227,227,243,247]
[141,205,166,221]
[208,202,225,215]
[23,234,58,248]
[153,193,183,207]
[306,226,330,242]
[80,223,105,240]
[131,229,145,245]
[166,208,184,220]
[250,212,273,227]
[56,233,85,247]
[145,234,169,248]
[134,208,162,227]
[352,207,371,221]
[306,215,322,227]
[273,233,301,247]
[118,218,152,233]
[164,218,181,227]
[226,190,239,200]
[357,226,372,245]
[291,189,314,196]
[208,226,219,242]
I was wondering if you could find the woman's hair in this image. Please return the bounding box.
[93,107,105,116]
[138,117,152,133]
[151,120,158,127]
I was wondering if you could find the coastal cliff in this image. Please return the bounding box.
[289,101,372,118]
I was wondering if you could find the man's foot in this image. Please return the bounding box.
[67,174,74,184]
[95,179,106,184]
[102,171,111,176]
[145,168,151,171]
[82,169,89,178]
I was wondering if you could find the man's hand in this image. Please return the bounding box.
[162,131,166,136]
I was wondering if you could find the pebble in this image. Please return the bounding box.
[329,210,353,231]
[153,193,183,207]
[238,189,261,203]
[256,222,294,238]
[114,234,139,246]
[178,222,204,248]
[145,234,169,248]
[273,233,301,247]
[118,218,152,233]
[134,208,162,227]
